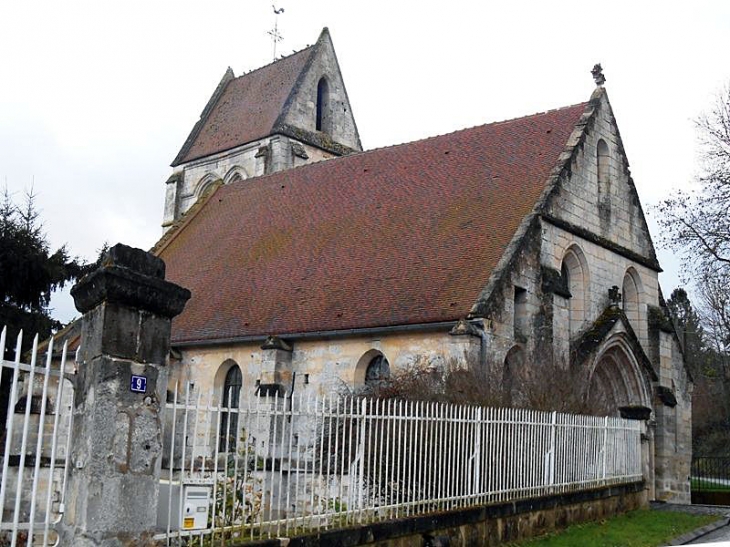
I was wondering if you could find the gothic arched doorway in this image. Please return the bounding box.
[586,339,650,417]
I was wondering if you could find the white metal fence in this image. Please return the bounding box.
[156,384,642,545]
[0,326,644,547]
[0,329,73,547]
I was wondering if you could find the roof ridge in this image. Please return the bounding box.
[479,101,588,129]
[171,67,236,167]
[151,180,225,256]
[216,100,590,192]
[235,43,315,81]
[367,101,590,153]
[345,101,590,160]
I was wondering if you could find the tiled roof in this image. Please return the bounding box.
[174,47,315,165]
[158,103,588,344]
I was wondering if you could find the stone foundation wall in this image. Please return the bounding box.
[239,482,647,547]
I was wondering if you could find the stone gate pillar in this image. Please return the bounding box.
[62,244,190,546]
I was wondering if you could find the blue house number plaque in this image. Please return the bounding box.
[130,375,147,393]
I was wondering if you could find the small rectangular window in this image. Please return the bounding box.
[514,286,528,339]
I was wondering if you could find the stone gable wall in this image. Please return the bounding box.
[465,92,691,502]
[545,97,655,260]
[282,34,360,151]
[538,93,690,503]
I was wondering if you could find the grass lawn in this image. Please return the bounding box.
[511,509,721,547]
[691,477,730,492]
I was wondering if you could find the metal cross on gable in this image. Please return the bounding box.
[268,4,285,61]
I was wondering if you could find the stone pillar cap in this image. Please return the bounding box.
[618,405,652,421]
[261,335,293,351]
[71,243,191,318]
[101,243,166,278]
[449,319,481,337]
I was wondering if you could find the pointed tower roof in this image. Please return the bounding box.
[171,28,359,167]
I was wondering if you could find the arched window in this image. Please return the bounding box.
[365,354,390,385]
[316,77,330,133]
[223,166,247,185]
[503,345,526,407]
[513,286,528,339]
[219,364,242,451]
[622,268,641,327]
[597,139,610,197]
[561,245,590,336]
[194,174,221,200]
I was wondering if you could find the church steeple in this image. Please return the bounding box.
[162,28,361,231]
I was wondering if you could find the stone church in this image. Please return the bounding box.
[152,28,691,502]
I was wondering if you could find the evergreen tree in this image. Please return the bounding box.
[666,288,706,375]
[0,188,89,354]
[667,287,730,455]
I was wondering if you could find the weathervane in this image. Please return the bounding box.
[268,5,285,61]
[591,63,606,86]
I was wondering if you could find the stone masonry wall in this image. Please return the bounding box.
[544,96,655,259]
[653,331,692,503]
[539,91,690,502]
[541,222,657,355]
[171,328,480,404]
[281,31,360,151]
[241,482,647,547]
[163,137,336,228]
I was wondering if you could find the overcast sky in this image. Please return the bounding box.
[1,1,729,323]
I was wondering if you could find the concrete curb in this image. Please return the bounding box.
[669,516,730,545]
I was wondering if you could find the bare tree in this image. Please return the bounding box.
[658,83,730,453]
[697,270,730,354]
[356,356,595,415]
[657,85,730,285]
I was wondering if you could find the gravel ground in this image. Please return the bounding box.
[650,502,730,545]
[651,502,730,517]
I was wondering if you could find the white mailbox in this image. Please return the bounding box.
[157,481,211,531]
[182,486,211,530]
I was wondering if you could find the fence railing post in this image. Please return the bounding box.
[357,398,367,515]
[60,243,190,546]
[473,407,482,498]
[602,416,609,481]
[547,411,557,488]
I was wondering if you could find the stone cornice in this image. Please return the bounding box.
[541,214,662,272]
